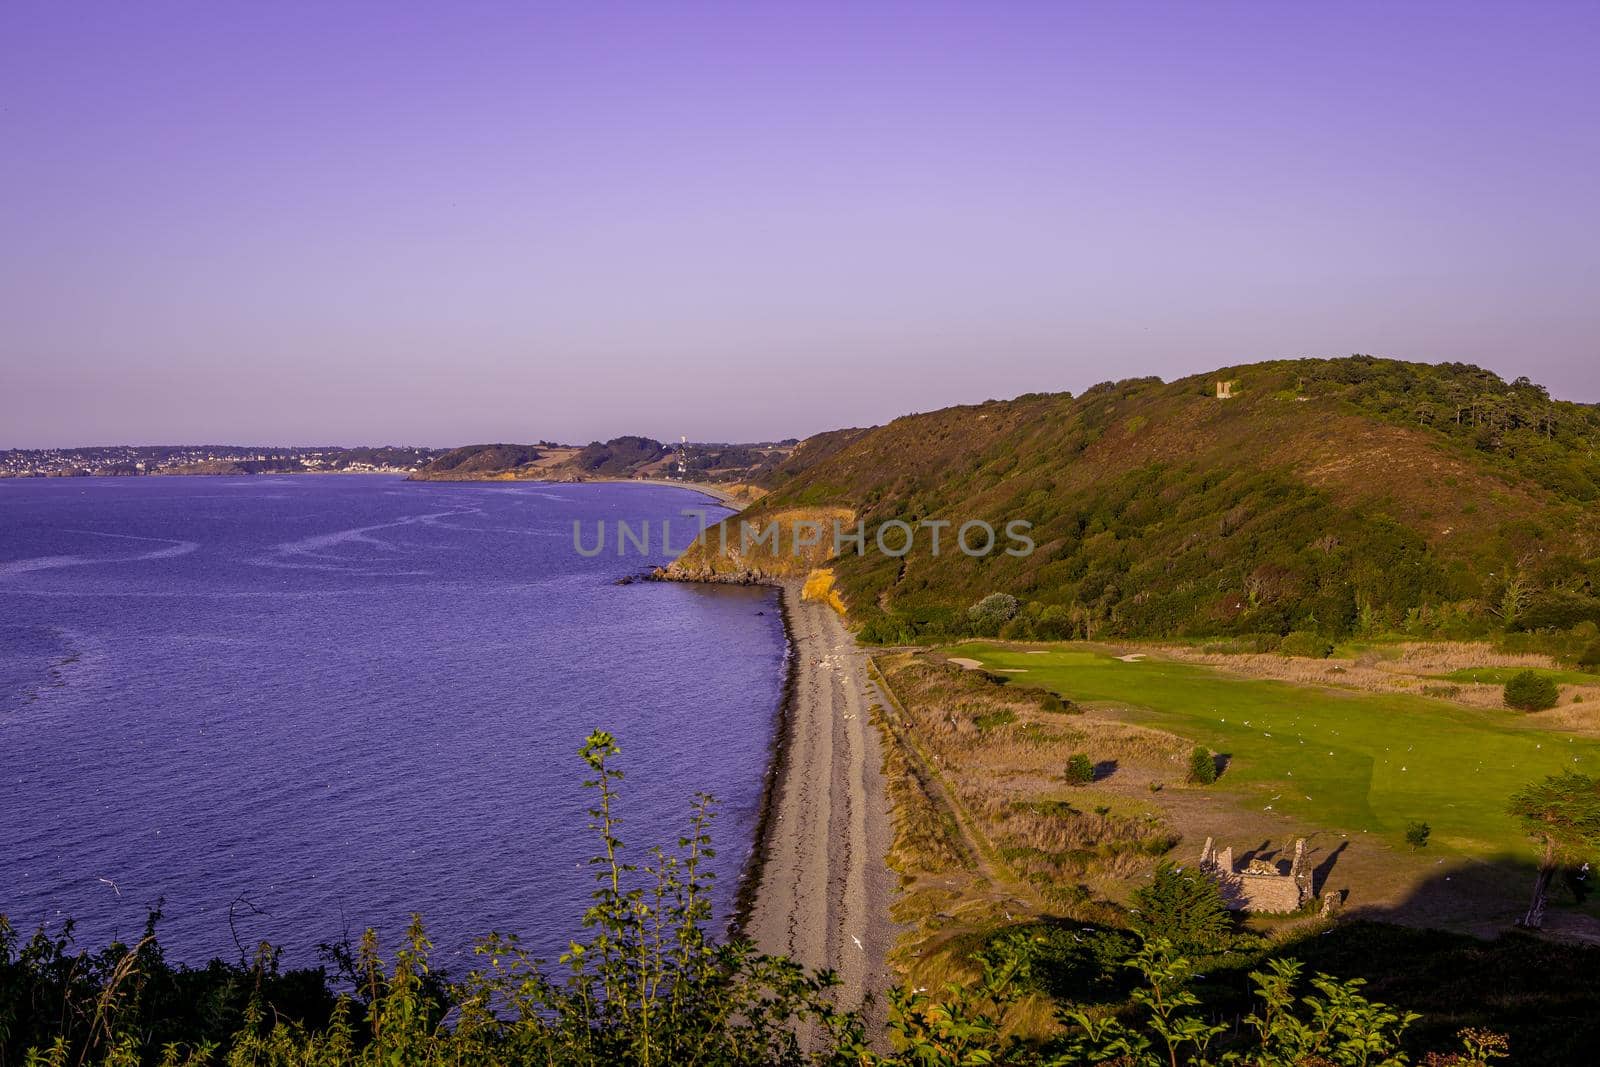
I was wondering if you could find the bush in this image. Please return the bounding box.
[967,592,1020,635]
[1187,745,1218,785]
[979,922,1137,1003]
[1128,862,1232,953]
[1579,638,1600,671]
[1279,630,1333,658]
[973,709,1015,731]
[1065,753,1096,785]
[1504,670,1560,711]
[1018,686,1076,714]
[1406,820,1431,850]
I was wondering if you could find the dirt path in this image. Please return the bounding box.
[745,582,898,1024]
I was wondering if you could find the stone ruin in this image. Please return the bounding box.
[1198,836,1311,913]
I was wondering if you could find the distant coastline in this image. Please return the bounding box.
[1,439,788,497]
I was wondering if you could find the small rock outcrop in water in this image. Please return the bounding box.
[650,564,776,586]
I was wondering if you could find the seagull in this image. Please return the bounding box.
[98,877,120,897]
[850,935,863,951]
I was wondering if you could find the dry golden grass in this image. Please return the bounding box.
[1155,640,1600,715]
[869,651,1195,1034]
[1389,642,1558,671]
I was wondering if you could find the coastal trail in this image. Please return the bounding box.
[745,581,898,1025]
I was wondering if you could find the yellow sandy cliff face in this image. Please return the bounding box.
[801,568,848,615]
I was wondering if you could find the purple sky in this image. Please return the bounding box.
[3,2,1597,448]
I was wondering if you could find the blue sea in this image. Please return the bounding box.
[0,475,784,965]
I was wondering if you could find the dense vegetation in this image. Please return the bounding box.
[5,733,1567,1066]
[1504,670,1560,711]
[713,358,1600,649]
[409,438,797,484]
[572,435,668,475]
[411,443,544,476]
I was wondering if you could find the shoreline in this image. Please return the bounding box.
[731,578,898,1024]
[404,472,750,506]
[730,582,801,933]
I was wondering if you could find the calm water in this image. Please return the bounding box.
[0,476,784,965]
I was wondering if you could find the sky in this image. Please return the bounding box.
[2,1,1597,448]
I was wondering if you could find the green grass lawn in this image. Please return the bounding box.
[944,643,1600,859]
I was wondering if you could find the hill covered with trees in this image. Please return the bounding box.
[685,357,1600,647]
[408,437,798,484]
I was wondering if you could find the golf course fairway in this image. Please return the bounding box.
[943,643,1600,859]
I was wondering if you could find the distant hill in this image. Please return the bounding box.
[408,438,796,486]
[408,443,546,480]
[669,357,1600,645]
[571,436,669,475]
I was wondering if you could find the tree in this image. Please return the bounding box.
[1128,862,1231,954]
[1065,753,1096,785]
[1506,772,1600,928]
[1504,670,1559,712]
[1406,820,1431,850]
[1187,746,1217,785]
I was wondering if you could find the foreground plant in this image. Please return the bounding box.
[4,731,1511,1066]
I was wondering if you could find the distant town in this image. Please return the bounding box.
[0,445,443,478]
[0,438,804,483]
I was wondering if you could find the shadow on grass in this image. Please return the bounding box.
[1234,858,1595,1062]
[988,853,1600,1062]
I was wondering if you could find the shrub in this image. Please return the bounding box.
[1128,862,1231,953]
[979,922,1137,1002]
[1017,686,1076,714]
[973,709,1016,731]
[1504,670,1560,711]
[967,592,1020,634]
[1187,745,1218,784]
[1065,753,1095,785]
[1579,638,1600,671]
[1279,630,1333,658]
[858,614,917,644]
[1406,820,1431,850]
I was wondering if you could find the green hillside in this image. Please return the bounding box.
[692,357,1600,645]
